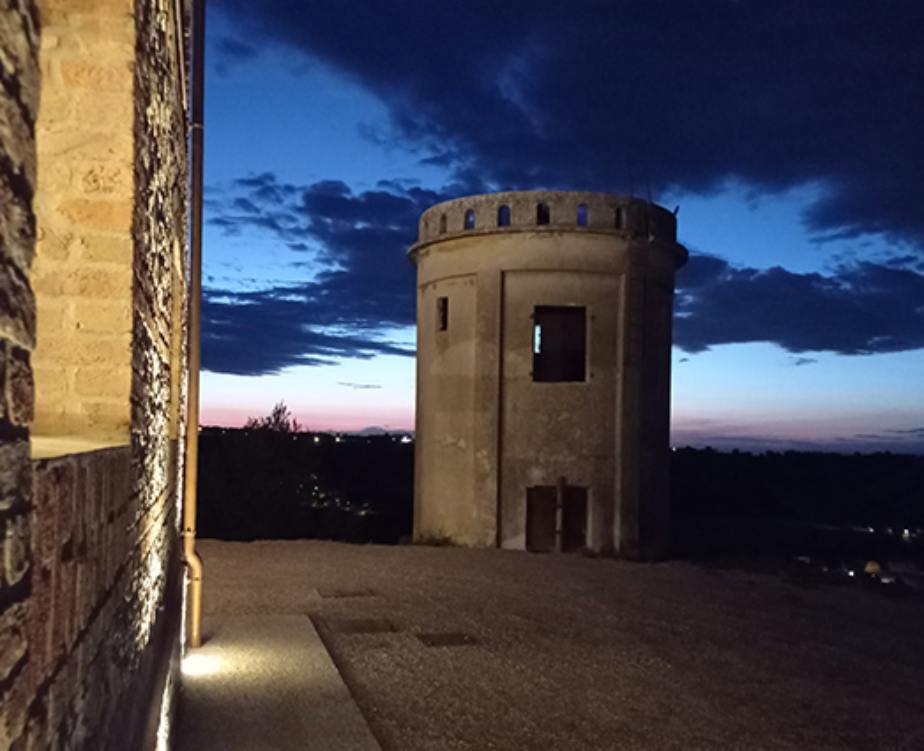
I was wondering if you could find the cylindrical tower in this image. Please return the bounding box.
[408,191,687,559]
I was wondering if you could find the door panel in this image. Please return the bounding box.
[526,486,556,552]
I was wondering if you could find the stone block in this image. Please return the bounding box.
[7,345,34,425]
[0,261,36,349]
[74,558,94,632]
[41,0,134,19]
[36,332,130,367]
[31,468,58,569]
[34,297,69,334]
[73,299,131,334]
[35,84,74,127]
[0,347,6,422]
[0,3,36,80]
[77,233,131,264]
[0,601,27,684]
[53,462,76,548]
[78,164,130,196]
[0,162,36,273]
[0,672,31,750]
[33,263,131,300]
[45,654,78,739]
[55,198,132,234]
[34,228,74,262]
[21,706,50,751]
[59,60,132,92]
[37,129,131,164]
[72,91,134,135]
[58,559,78,650]
[2,514,30,588]
[50,563,68,664]
[74,366,130,398]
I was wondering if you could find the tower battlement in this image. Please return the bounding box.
[412,191,678,252]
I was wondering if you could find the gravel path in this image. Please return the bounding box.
[196,540,924,751]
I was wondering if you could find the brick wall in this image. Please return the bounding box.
[31,0,137,441]
[0,0,39,746]
[23,446,180,748]
[0,0,191,748]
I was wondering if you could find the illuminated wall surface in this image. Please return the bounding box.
[412,192,686,560]
[0,1,189,748]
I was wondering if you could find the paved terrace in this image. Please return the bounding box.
[177,540,924,750]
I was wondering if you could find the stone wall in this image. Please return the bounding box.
[0,0,190,748]
[411,191,687,558]
[0,0,39,746]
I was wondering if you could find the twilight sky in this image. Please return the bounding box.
[200,0,924,453]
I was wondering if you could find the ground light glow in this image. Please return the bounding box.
[182,652,224,678]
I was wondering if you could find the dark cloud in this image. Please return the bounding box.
[203,284,415,375]
[204,175,444,375]
[214,0,924,250]
[790,357,817,367]
[205,169,924,375]
[675,255,924,355]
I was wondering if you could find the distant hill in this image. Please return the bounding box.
[352,426,413,436]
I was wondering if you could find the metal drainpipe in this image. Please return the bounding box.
[182,0,206,650]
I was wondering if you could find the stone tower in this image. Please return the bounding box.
[409,191,687,560]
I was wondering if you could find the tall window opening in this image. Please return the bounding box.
[439,214,447,234]
[536,203,550,225]
[437,297,448,331]
[532,305,586,382]
[464,209,476,230]
[497,204,511,227]
[576,203,588,226]
[614,206,624,229]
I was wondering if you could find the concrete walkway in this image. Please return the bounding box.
[174,614,380,751]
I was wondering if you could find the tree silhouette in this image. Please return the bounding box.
[243,400,301,433]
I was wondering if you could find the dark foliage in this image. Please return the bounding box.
[196,428,413,542]
[670,448,924,565]
[197,429,922,569]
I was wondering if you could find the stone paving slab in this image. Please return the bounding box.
[174,614,380,751]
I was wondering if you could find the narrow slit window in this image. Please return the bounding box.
[437,297,448,331]
[497,204,511,227]
[614,206,624,229]
[576,203,588,226]
[532,306,586,382]
[439,214,447,234]
[536,203,550,225]
[464,209,476,230]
